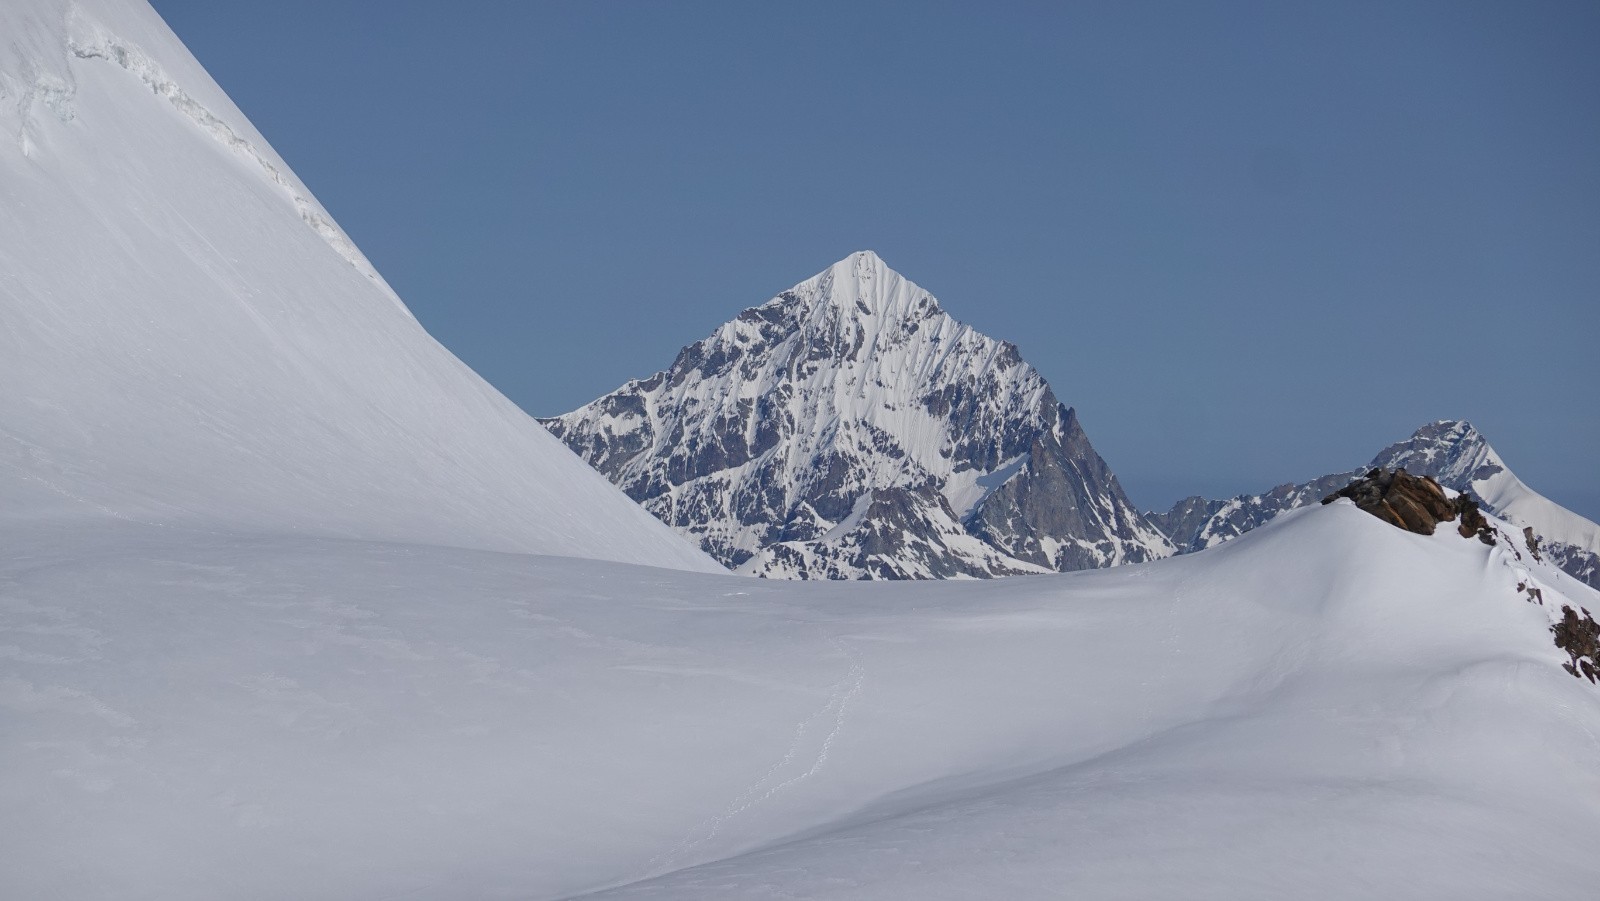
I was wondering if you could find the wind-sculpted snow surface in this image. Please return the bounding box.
[544,251,1172,578]
[4,504,1599,899]
[1152,420,1600,589]
[0,0,716,572]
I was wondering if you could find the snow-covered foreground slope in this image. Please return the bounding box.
[6,504,1599,899]
[0,0,715,572]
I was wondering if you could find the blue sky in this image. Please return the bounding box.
[149,1,1599,519]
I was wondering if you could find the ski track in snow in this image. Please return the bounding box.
[646,639,865,880]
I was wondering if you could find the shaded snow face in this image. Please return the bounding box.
[544,251,1172,579]
[0,0,717,573]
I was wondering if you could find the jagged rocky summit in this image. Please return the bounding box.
[542,251,1173,579]
[1151,420,1600,589]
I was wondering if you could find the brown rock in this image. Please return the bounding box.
[1553,605,1600,683]
[1453,494,1496,545]
[1321,468,1459,537]
[1523,526,1543,561]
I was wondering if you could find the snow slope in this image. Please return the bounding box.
[0,0,716,572]
[5,502,1598,899]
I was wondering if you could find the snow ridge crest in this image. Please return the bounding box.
[58,10,410,318]
[1150,419,1600,589]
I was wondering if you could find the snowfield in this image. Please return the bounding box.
[5,505,1600,899]
[3,0,1600,898]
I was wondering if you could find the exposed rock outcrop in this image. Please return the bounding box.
[1323,468,1596,685]
[1321,468,1457,535]
[1320,467,1493,544]
[1454,494,1496,545]
[1158,421,1599,589]
[1553,605,1600,682]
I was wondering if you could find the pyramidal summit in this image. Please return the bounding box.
[543,250,1173,579]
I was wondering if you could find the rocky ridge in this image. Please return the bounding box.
[1318,467,1493,543]
[1152,420,1600,589]
[542,251,1172,579]
[1320,466,1599,684]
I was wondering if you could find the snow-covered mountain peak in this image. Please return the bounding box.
[1371,419,1500,483]
[1152,418,1600,589]
[765,250,948,328]
[544,254,1172,578]
[1369,419,1596,555]
[814,249,896,296]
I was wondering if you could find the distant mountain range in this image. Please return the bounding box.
[1152,419,1600,589]
[546,252,1599,590]
[541,251,1171,578]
